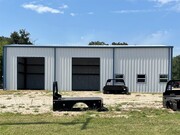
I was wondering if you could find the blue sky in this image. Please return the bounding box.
[0,0,180,56]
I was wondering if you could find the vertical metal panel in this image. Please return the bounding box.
[114,48,169,93]
[6,47,54,90]
[56,48,113,91]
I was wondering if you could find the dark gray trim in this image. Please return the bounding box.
[168,47,173,80]
[4,44,174,49]
[113,48,115,79]
[171,47,173,79]
[3,46,7,90]
[54,48,56,81]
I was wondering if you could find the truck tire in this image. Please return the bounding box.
[166,101,172,109]
[103,90,107,94]
[172,102,177,111]
[126,92,131,95]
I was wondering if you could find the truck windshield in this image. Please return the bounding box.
[168,81,180,90]
[107,79,125,85]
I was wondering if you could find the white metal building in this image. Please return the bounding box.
[3,45,173,93]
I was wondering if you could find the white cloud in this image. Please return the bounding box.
[22,4,63,14]
[114,0,180,14]
[140,30,170,44]
[150,0,180,12]
[70,13,77,16]
[59,4,68,9]
[152,0,180,5]
[112,9,157,14]
[171,3,180,11]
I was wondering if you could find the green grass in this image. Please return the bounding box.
[0,108,180,135]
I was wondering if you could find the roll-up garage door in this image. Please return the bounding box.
[72,58,100,91]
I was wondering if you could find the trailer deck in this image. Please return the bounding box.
[53,81,105,111]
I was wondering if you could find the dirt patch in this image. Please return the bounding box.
[0,91,163,114]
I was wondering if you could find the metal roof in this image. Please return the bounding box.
[4,44,173,49]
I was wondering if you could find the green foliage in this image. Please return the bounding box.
[88,41,108,45]
[10,32,19,44]
[10,29,32,44]
[0,36,12,46]
[88,41,128,45]
[0,36,11,58]
[172,55,180,79]
[112,42,128,45]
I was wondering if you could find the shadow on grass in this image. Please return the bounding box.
[0,117,92,130]
[81,117,92,130]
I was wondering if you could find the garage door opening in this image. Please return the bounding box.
[72,58,100,91]
[17,57,45,90]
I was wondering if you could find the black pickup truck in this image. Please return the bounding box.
[103,79,130,94]
[163,80,180,111]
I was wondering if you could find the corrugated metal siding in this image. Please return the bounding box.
[4,46,171,93]
[6,47,54,90]
[114,48,169,93]
[56,48,113,91]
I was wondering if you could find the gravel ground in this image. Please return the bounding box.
[0,90,163,114]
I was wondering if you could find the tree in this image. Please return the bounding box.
[88,41,108,45]
[10,32,19,44]
[172,55,180,79]
[10,29,32,44]
[112,42,128,45]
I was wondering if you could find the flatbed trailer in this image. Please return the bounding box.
[53,81,105,111]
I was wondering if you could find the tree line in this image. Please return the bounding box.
[88,41,128,45]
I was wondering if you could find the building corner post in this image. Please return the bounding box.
[54,47,56,82]
[3,46,7,90]
[169,47,173,80]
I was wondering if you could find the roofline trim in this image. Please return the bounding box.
[4,44,174,49]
